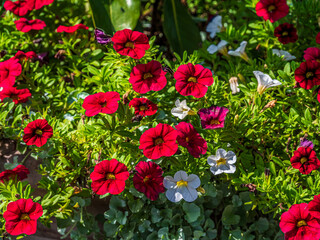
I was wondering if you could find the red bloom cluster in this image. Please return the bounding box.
[14,18,46,33]
[0,58,22,88]
[14,50,38,61]
[112,29,150,59]
[23,119,53,147]
[0,86,31,104]
[90,159,129,195]
[4,198,43,235]
[0,165,30,183]
[129,60,167,94]
[290,147,320,174]
[4,0,54,16]
[295,60,320,90]
[255,0,289,23]
[304,47,320,63]
[129,98,158,117]
[274,23,298,44]
[317,33,320,44]
[56,24,89,33]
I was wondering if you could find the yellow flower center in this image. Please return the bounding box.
[143,73,153,79]
[125,42,134,49]
[296,220,307,227]
[35,129,43,135]
[176,180,188,188]
[154,137,164,145]
[300,157,308,164]
[186,137,189,142]
[217,158,227,166]
[20,214,30,220]
[106,173,115,180]
[188,77,197,83]
[306,72,314,79]
[268,5,276,12]
[210,119,221,125]
[11,95,19,100]
[139,105,147,111]
[282,31,289,36]
[143,176,150,183]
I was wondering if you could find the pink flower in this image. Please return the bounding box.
[4,0,30,16]
[198,106,229,129]
[0,86,32,104]
[0,58,22,88]
[308,194,320,220]
[304,47,320,63]
[14,18,46,33]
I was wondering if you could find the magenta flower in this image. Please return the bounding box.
[198,106,229,129]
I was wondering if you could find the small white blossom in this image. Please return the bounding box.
[229,77,240,94]
[253,71,282,95]
[207,40,228,56]
[272,49,296,61]
[207,148,237,175]
[206,15,222,39]
[171,99,192,119]
[228,41,249,62]
[163,170,201,202]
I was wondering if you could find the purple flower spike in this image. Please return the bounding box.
[198,106,229,129]
[94,28,112,45]
[300,138,314,149]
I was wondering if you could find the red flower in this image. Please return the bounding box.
[0,165,30,183]
[274,23,298,44]
[255,0,289,23]
[279,203,320,240]
[0,58,22,88]
[294,60,320,90]
[304,47,320,63]
[0,86,31,104]
[133,161,165,200]
[129,60,167,94]
[14,18,46,33]
[175,122,207,158]
[82,92,120,117]
[26,0,54,10]
[90,159,129,195]
[308,194,320,220]
[317,33,320,44]
[14,51,37,61]
[317,89,320,103]
[139,123,178,160]
[129,98,158,117]
[3,198,43,236]
[198,105,229,129]
[112,29,150,59]
[4,0,30,16]
[23,119,53,147]
[56,24,89,33]
[174,63,214,98]
[290,147,320,174]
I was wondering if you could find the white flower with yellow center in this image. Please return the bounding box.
[206,15,222,39]
[207,40,228,56]
[272,49,296,61]
[171,99,195,119]
[253,71,282,95]
[163,170,200,202]
[207,148,237,175]
[228,41,249,62]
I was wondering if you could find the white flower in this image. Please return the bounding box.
[171,99,193,119]
[206,15,222,39]
[163,170,201,202]
[272,49,296,61]
[207,148,237,175]
[253,71,282,95]
[228,41,249,62]
[229,77,240,94]
[207,40,228,56]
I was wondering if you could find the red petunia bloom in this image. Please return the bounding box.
[56,24,89,33]
[14,18,46,33]
[133,161,165,201]
[318,89,320,103]
[90,159,129,195]
[294,60,320,90]
[26,0,54,10]
[4,0,30,16]
[255,0,289,23]
[129,98,158,117]
[274,23,298,44]
[175,122,207,158]
[303,47,320,63]
[174,63,214,98]
[198,105,229,129]
[139,123,178,160]
[0,58,22,88]
[82,92,120,117]
[279,203,320,240]
[0,86,31,104]
[3,198,43,236]
[23,119,53,147]
[0,165,30,183]
[112,29,150,59]
[14,51,37,61]
[290,147,320,174]
[129,60,167,94]
[317,33,320,45]
[308,194,320,220]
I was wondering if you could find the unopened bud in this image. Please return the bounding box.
[229,77,240,94]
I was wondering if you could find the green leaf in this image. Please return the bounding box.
[222,205,240,225]
[110,0,141,31]
[89,0,114,34]
[103,222,118,237]
[163,0,201,56]
[128,199,144,213]
[182,202,201,223]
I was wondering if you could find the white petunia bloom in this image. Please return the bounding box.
[207,40,228,56]
[229,77,240,94]
[228,41,249,62]
[206,15,222,39]
[253,71,282,95]
[163,170,201,203]
[171,99,194,119]
[272,49,296,61]
[207,148,237,175]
